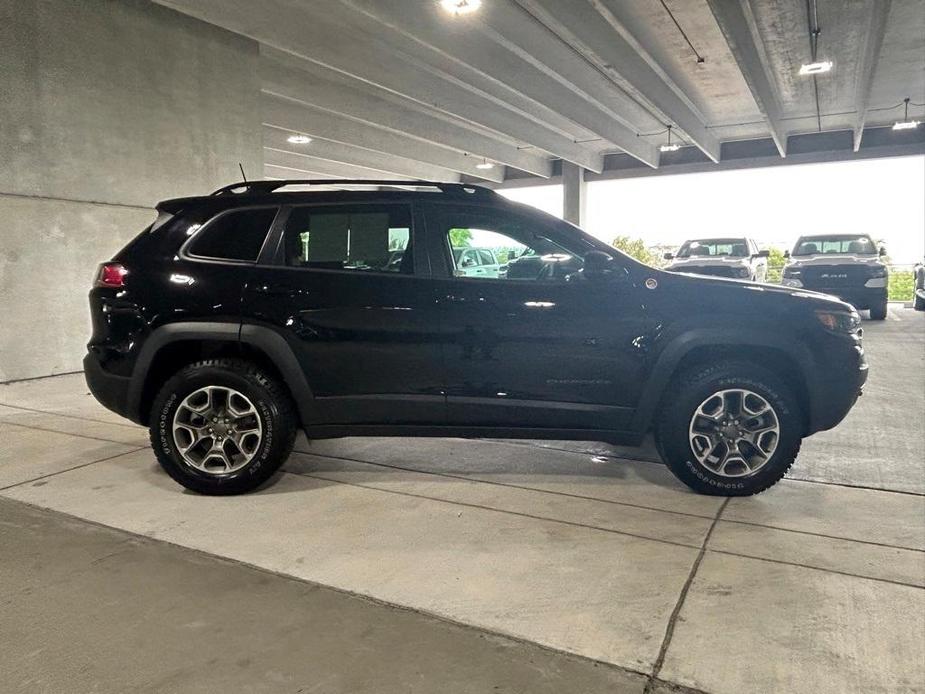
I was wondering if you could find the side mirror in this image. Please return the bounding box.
[758,249,771,258]
[783,250,791,258]
[663,252,674,260]
[879,247,887,257]
[582,250,615,280]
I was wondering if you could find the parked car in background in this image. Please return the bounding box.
[664,237,769,281]
[781,234,889,320]
[914,259,925,311]
[453,247,501,278]
[85,179,868,498]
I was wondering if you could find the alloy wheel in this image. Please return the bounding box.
[172,385,263,475]
[688,388,780,477]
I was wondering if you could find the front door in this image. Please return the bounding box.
[243,201,445,425]
[423,203,650,432]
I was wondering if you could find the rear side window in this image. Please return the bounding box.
[188,207,278,262]
[282,204,413,274]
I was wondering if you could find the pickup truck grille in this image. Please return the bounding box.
[800,265,870,288]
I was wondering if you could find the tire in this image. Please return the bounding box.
[149,359,297,495]
[914,292,925,311]
[869,301,888,320]
[654,362,803,496]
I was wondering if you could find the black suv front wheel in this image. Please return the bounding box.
[150,359,297,495]
[655,362,803,496]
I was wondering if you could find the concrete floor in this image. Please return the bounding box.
[1,306,922,693]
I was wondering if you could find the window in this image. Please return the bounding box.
[441,212,583,282]
[792,235,877,256]
[677,238,749,258]
[283,205,413,273]
[188,207,278,262]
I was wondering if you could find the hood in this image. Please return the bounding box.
[652,266,854,315]
[668,256,750,268]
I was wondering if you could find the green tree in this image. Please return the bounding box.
[449,228,472,247]
[766,246,787,283]
[611,236,662,267]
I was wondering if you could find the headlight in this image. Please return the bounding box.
[782,266,801,278]
[733,266,751,278]
[868,264,888,278]
[815,309,861,334]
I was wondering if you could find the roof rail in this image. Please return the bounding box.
[210,179,494,197]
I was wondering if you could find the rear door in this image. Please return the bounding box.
[242,201,445,425]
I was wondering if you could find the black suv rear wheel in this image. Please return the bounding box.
[149,359,297,495]
[655,362,802,496]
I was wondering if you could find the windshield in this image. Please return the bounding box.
[677,238,748,258]
[792,235,877,256]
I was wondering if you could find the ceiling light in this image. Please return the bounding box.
[440,0,481,16]
[893,97,921,130]
[659,125,681,153]
[799,61,833,75]
[287,134,312,144]
[476,159,495,170]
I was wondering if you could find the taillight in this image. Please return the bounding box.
[96,263,128,288]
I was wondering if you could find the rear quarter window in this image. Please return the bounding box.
[188,207,278,262]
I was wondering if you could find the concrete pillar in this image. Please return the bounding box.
[562,161,587,227]
[0,0,263,381]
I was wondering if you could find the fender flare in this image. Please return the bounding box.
[127,322,317,426]
[631,327,815,432]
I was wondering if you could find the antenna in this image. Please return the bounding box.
[238,163,247,182]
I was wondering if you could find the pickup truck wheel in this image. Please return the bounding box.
[655,362,802,496]
[869,301,888,320]
[149,359,297,495]
[915,293,925,311]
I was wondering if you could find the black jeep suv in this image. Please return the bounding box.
[85,180,868,497]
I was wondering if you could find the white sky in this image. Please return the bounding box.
[499,155,925,265]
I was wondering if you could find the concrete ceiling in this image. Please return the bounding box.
[156,0,925,184]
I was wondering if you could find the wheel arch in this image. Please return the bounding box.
[633,329,814,435]
[128,322,317,427]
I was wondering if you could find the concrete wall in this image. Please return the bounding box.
[0,0,262,381]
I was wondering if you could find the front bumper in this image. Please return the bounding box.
[794,285,887,310]
[808,338,868,434]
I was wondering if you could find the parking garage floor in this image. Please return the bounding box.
[1,306,923,694]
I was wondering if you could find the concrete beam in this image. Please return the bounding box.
[852,0,893,152]
[339,0,658,167]
[260,55,552,177]
[262,93,504,182]
[263,150,412,180]
[263,127,460,182]
[514,0,720,163]
[562,162,586,227]
[706,0,788,158]
[154,0,604,172]
[490,127,925,189]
